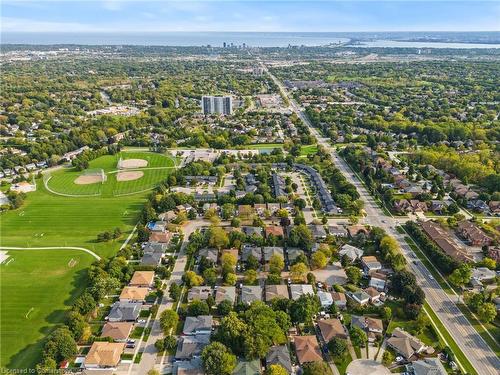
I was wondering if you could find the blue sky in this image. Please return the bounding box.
[2,1,499,33]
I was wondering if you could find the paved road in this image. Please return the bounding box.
[265,67,500,375]
[135,219,205,374]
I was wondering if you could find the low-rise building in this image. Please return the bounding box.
[265,284,290,302]
[339,244,364,261]
[108,301,142,322]
[332,292,347,310]
[215,286,237,305]
[361,256,382,273]
[348,290,370,305]
[317,291,334,308]
[294,335,323,364]
[457,221,492,246]
[290,284,315,300]
[119,287,148,303]
[187,286,213,302]
[175,334,211,360]
[183,315,213,335]
[241,285,262,304]
[266,345,293,374]
[318,318,347,341]
[129,271,155,288]
[84,342,125,369]
[100,322,133,342]
[387,327,426,359]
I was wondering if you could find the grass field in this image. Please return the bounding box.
[0,250,95,369]
[46,151,174,197]
[0,181,144,258]
[300,144,318,156]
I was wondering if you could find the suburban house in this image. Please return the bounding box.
[183,315,213,335]
[198,248,219,264]
[149,231,172,243]
[348,290,370,305]
[294,335,323,364]
[187,287,213,302]
[387,327,426,359]
[351,315,383,342]
[339,244,364,261]
[407,358,447,375]
[318,318,348,341]
[241,245,263,262]
[266,345,293,374]
[265,284,290,302]
[242,226,263,237]
[100,322,133,342]
[262,246,284,262]
[369,272,387,291]
[365,287,383,303]
[265,225,284,238]
[175,334,211,360]
[107,302,142,322]
[173,358,204,375]
[328,225,349,237]
[141,242,167,266]
[222,248,239,263]
[215,286,237,304]
[308,224,327,240]
[332,292,347,310]
[361,256,382,274]
[317,291,334,308]
[456,221,492,246]
[158,210,176,222]
[119,286,148,303]
[290,284,315,300]
[129,271,155,288]
[241,285,263,304]
[232,360,261,375]
[84,342,125,369]
[286,248,305,263]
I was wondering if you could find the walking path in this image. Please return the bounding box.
[0,246,101,260]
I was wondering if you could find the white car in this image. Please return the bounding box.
[396,356,404,362]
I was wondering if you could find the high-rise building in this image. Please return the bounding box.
[201,96,232,115]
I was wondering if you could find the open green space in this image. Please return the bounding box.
[0,250,95,369]
[0,180,144,258]
[46,151,174,197]
[299,144,318,156]
[247,143,284,150]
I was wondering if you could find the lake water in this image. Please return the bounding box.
[1,32,348,47]
[351,40,500,49]
[2,32,499,49]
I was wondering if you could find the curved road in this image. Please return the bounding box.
[0,246,101,260]
[265,66,500,375]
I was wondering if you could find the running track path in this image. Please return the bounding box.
[0,246,101,260]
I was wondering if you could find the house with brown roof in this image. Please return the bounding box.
[332,292,347,310]
[100,322,134,342]
[421,221,472,262]
[361,256,382,274]
[265,225,284,238]
[149,231,172,244]
[221,248,239,263]
[129,271,155,287]
[347,225,370,238]
[119,286,149,303]
[387,327,426,359]
[187,287,213,302]
[265,284,290,302]
[456,220,492,246]
[84,342,125,369]
[364,287,382,303]
[294,335,323,364]
[317,318,347,342]
[215,286,236,304]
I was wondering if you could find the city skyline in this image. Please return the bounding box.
[2,1,500,33]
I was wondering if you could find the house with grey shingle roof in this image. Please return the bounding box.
[183,315,213,335]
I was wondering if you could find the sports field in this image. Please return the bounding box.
[45,151,175,197]
[0,250,95,369]
[0,182,144,258]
